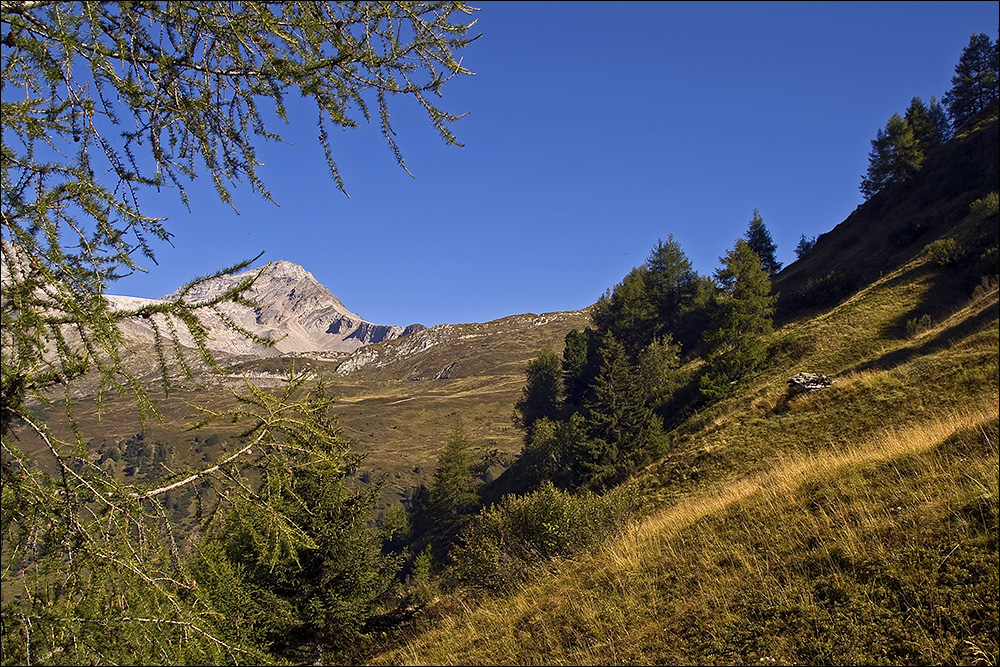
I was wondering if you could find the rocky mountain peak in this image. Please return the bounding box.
[116,260,424,357]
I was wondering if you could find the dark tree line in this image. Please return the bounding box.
[511,216,778,493]
[862,31,998,199]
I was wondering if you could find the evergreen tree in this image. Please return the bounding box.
[744,209,782,275]
[637,334,682,402]
[578,332,665,489]
[794,234,818,259]
[194,434,400,661]
[700,239,778,399]
[0,2,477,663]
[515,351,564,440]
[645,235,697,325]
[428,427,482,534]
[927,96,953,144]
[943,32,1000,129]
[860,113,925,199]
[563,328,594,409]
[904,97,938,152]
[591,267,658,358]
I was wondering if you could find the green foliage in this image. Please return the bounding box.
[943,32,999,130]
[860,112,926,199]
[592,267,657,358]
[904,313,933,338]
[191,387,401,659]
[516,413,588,491]
[449,482,643,591]
[587,236,710,359]
[794,233,817,259]
[701,239,777,398]
[744,209,782,275]
[637,334,682,402]
[905,96,951,151]
[646,235,698,325]
[562,328,596,409]
[514,350,563,440]
[408,545,438,606]
[923,237,964,265]
[579,332,667,490]
[1,2,477,663]
[428,427,483,533]
[970,191,999,218]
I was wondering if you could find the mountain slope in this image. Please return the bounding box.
[774,104,999,323]
[364,114,1000,666]
[109,260,424,357]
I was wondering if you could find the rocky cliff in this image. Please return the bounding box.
[109,260,424,356]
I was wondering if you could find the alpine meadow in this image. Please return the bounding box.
[1,3,998,666]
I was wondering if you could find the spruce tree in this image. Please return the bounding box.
[860,113,925,199]
[795,234,817,259]
[194,428,400,661]
[744,209,783,276]
[645,234,697,324]
[943,32,1000,129]
[578,332,665,489]
[563,328,593,409]
[515,351,564,440]
[592,267,658,358]
[700,239,778,399]
[927,97,953,144]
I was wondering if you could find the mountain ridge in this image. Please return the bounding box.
[108,259,426,357]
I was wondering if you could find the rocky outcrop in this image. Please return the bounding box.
[109,260,423,356]
[788,372,833,392]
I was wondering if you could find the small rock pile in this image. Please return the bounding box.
[788,372,833,392]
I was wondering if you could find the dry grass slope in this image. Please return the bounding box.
[367,226,999,665]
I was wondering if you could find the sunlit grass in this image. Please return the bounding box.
[366,248,999,666]
[371,401,998,665]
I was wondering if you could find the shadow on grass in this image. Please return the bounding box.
[854,298,998,375]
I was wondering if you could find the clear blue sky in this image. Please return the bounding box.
[114,1,999,327]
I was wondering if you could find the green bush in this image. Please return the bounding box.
[905,313,932,338]
[923,237,963,265]
[449,482,642,591]
[969,191,999,218]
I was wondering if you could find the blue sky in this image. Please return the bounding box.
[113,1,999,327]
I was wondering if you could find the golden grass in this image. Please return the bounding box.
[369,399,999,665]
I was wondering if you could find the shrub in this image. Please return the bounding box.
[448,482,642,591]
[923,238,963,266]
[905,313,932,338]
[969,191,999,218]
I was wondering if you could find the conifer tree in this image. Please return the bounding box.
[193,414,400,661]
[744,209,782,276]
[927,96,953,144]
[562,328,594,409]
[943,32,1000,129]
[904,97,934,152]
[591,267,657,358]
[0,2,477,663]
[645,234,697,324]
[700,239,778,399]
[515,351,563,440]
[860,113,925,199]
[578,332,665,489]
[428,427,482,534]
[795,233,817,259]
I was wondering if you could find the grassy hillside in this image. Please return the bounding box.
[27,308,591,509]
[363,118,999,665]
[774,102,998,324]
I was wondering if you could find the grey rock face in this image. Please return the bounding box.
[111,260,423,356]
